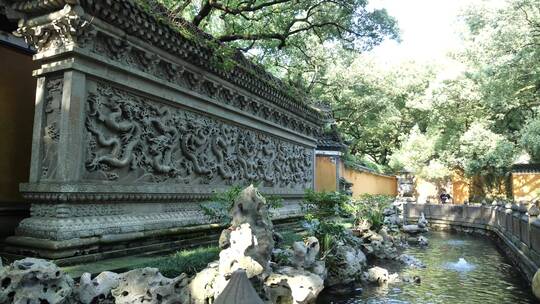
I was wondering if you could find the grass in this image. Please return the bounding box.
[135,246,220,278]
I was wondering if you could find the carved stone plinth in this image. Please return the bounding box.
[3,0,321,263]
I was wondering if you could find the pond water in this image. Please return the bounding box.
[317,231,536,304]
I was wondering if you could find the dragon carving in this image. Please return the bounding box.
[84,82,313,188]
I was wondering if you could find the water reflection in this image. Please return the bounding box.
[317,231,536,304]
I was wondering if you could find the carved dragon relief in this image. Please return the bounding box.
[84,82,314,189]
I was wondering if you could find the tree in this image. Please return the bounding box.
[520,118,540,162]
[320,56,436,165]
[138,0,399,88]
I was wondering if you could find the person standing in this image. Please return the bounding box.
[439,189,451,204]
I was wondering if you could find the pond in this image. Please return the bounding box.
[317,231,537,304]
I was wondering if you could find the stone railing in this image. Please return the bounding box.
[404,203,540,281]
[1,0,322,264]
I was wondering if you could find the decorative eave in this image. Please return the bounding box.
[8,0,323,127]
[316,124,348,152]
[512,164,540,174]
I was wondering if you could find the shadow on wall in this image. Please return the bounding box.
[513,173,540,202]
[0,43,36,239]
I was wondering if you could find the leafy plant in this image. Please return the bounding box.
[353,194,392,232]
[302,190,353,219]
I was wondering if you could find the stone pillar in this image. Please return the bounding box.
[4,0,322,263]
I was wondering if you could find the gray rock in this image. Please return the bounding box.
[77,271,119,304]
[402,224,428,234]
[188,264,220,304]
[291,236,320,269]
[265,266,324,304]
[528,204,540,217]
[397,254,426,268]
[0,258,75,304]
[532,268,540,300]
[111,268,189,304]
[326,244,366,286]
[366,266,399,285]
[418,236,429,247]
[418,212,429,228]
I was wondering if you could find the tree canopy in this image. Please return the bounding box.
[139,0,399,88]
[142,0,540,193]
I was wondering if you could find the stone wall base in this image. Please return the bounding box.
[2,216,303,266]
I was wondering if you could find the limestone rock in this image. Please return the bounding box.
[219,223,265,278]
[77,271,119,304]
[326,244,366,286]
[532,268,540,300]
[0,258,75,304]
[265,266,324,304]
[291,237,320,269]
[214,270,264,304]
[111,268,189,304]
[190,186,277,302]
[397,254,426,268]
[188,263,219,304]
[418,235,429,247]
[418,212,429,228]
[221,185,274,273]
[528,204,540,217]
[366,266,398,285]
[402,224,428,234]
[383,207,396,216]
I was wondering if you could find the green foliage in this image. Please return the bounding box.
[353,194,392,231]
[200,186,243,224]
[136,0,399,94]
[302,190,353,219]
[200,185,283,224]
[137,246,219,277]
[520,118,540,162]
[458,122,516,177]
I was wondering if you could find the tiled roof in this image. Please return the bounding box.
[512,164,540,173]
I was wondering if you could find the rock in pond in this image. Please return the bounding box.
[326,244,366,286]
[365,266,398,286]
[265,266,324,304]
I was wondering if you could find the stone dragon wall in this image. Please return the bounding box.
[404,203,540,281]
[2,0,322,263]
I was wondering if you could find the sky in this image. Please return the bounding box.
[367,0,474,64]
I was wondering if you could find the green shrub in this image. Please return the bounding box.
[302,190,353,218]
[200,185,284,224]
[353,194,393,231]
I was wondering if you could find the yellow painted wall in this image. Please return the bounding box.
[315,155,338,192]
[512,173,540,202]
[342,166,397,198]
[415,178,440,204]
[0,45,36,203]
[452,171,470,204]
